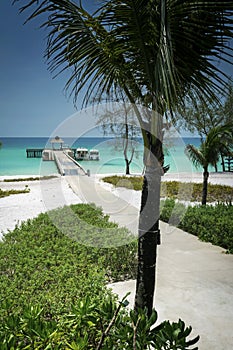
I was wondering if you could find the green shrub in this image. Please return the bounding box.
[160,199,233,253]
[0,297,199,349]
[102,175,143,191]
[0,187,30,198]
[102,176,233,203]
[0,203,199,349]
[0,204,137,326]
[179,203,233,253]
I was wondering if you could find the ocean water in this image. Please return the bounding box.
[0,136,202,176]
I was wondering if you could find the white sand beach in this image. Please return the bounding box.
[0,171,232,238]
[0,175,81,238]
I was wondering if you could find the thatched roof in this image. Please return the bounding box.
[50,136,64,144]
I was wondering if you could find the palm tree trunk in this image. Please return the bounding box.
[202,167,209,205]
[134,166,161,315]
[221,153,225,172]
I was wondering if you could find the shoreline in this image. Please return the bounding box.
[0,171,232,238]
[1,170,232,186]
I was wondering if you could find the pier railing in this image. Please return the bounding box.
[26,149,44,158]
[224,156,233,172]
[26,148,76,158]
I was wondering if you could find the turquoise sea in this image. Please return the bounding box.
[0,137,202,176]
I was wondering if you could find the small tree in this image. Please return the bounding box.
[186,124,233,205]
[181,82,233,171]
[97,104,141,174]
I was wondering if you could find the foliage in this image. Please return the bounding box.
[186,124,233,204]
[102,176,233,203]
[3,175,58,182]
[181,81,233,140]
[0,203,199,349]
[160,199,233,253]
[102,175,143,191]
[97,103,141,174]
[94,306,199,350]
[223,82,233,121]
[15,0,233,111]
[0,186,30,198]
[186,124,233,170]
[0,177,58,198]
[0,298,199,349]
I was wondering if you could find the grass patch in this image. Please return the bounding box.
[102,175,143,191]
[3,175,58,182]
[102,176,233,203]
[0,187,30,198]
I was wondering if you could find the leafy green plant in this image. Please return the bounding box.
[3,175,58,182]
[160,199,233,253]
[0,296,199,349]
[102,176,233,203]
[102,175,143,191]
[0,203,199,349]
[0,186,30,198]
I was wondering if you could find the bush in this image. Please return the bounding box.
[160,199,233,253]
[0,204,137,344]
[179,203,233,253]
[0,297,199,349]
[102,175,143,191]
[0,203,199,349]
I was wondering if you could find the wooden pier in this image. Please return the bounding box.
[53,151,87,176]
[26,148,76,158]
[26,148,86,176]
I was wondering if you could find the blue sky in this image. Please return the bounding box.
[0,0,97,137]
[0,0,232,137]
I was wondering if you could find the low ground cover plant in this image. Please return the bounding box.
[0,186,30,198]
[160,199,233,253]
[2,175,58,182]
[102,176,233,203]
[0,204,199,349]
[0,176,58,198]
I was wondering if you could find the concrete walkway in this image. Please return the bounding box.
[65,173,233,350]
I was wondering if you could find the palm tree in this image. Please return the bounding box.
[186,125,233,205]
[15,0,233,315]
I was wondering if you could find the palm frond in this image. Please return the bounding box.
[187,122,233,169]
[14,0,233,115]
[186,144,206,168]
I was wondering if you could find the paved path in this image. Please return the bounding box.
[65,173,139,234]
[53,151,86,176]
[65,173,233,350]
